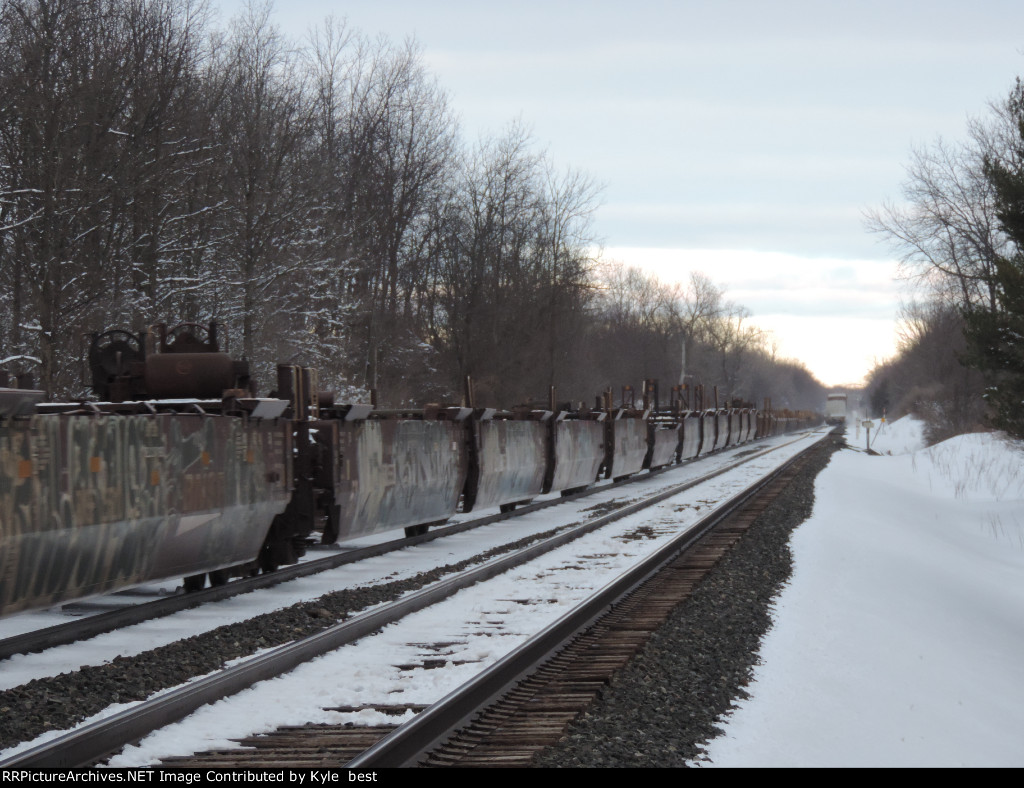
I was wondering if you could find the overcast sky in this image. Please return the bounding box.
[216,0,1024,387]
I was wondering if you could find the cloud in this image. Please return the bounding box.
[599,247,902,384]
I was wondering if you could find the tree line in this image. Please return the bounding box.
[868,75,1024,440]
[0,0,825,411]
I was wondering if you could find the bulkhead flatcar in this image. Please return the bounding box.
[0,322,294,617]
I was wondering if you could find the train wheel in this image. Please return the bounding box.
[259,553,280,574]
[499,503,516,513]
[208,569,230,587]
[183,574,206,593]
[404,524,429,538]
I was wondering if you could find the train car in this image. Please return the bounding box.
[693,410,712,456]
[706,410,725,452]
[0,323,293,617]
[544,413,605,496]
[604,411,649,481]
[645,420,682,471]
[638,381,682,471]
[743,409,757,442]
[679,411,703,461]
[466,412,549,513]
[726,409,738,446]
[0,404,291,617]
[314,409,470,543]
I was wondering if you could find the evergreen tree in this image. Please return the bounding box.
[965,82,1024,438]
[962,255,1024,438]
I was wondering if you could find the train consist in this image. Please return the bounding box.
[0,322,820,618]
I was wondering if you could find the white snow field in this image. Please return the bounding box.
[704,417,1024,767]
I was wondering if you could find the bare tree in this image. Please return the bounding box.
[864,94,1024,314]
[866,300,986,440]
[300,25,459,400]
[210,1,316,373]
[669,271,727,386]
[0,0,211,394]
[863,81,1024,437]
[419,123,602,406]
[533,165,601,394]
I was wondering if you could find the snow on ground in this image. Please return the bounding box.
[704,417,1024,767]
[845,411,926,455]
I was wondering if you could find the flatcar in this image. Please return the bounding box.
[0,324,292,616]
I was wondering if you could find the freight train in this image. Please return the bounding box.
[0,322,820,619]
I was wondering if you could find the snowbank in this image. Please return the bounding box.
[704,427,1024,767]
[858,414,926,455]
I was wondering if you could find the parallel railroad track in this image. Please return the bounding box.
[0,462,671,661]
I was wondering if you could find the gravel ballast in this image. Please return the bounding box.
[532,430,845,768]
[0,527,574,752]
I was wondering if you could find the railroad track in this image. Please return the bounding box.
[0,430,830,768]
[156,436,823,769]
[351,441,818,768]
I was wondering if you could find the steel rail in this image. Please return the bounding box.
[0,434,792,661]
[0,431,820,768]
[0,465,660,661]
[347,434,824,768]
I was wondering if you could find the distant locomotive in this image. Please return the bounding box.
[826,393,848,425]
[0,321,821,618]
